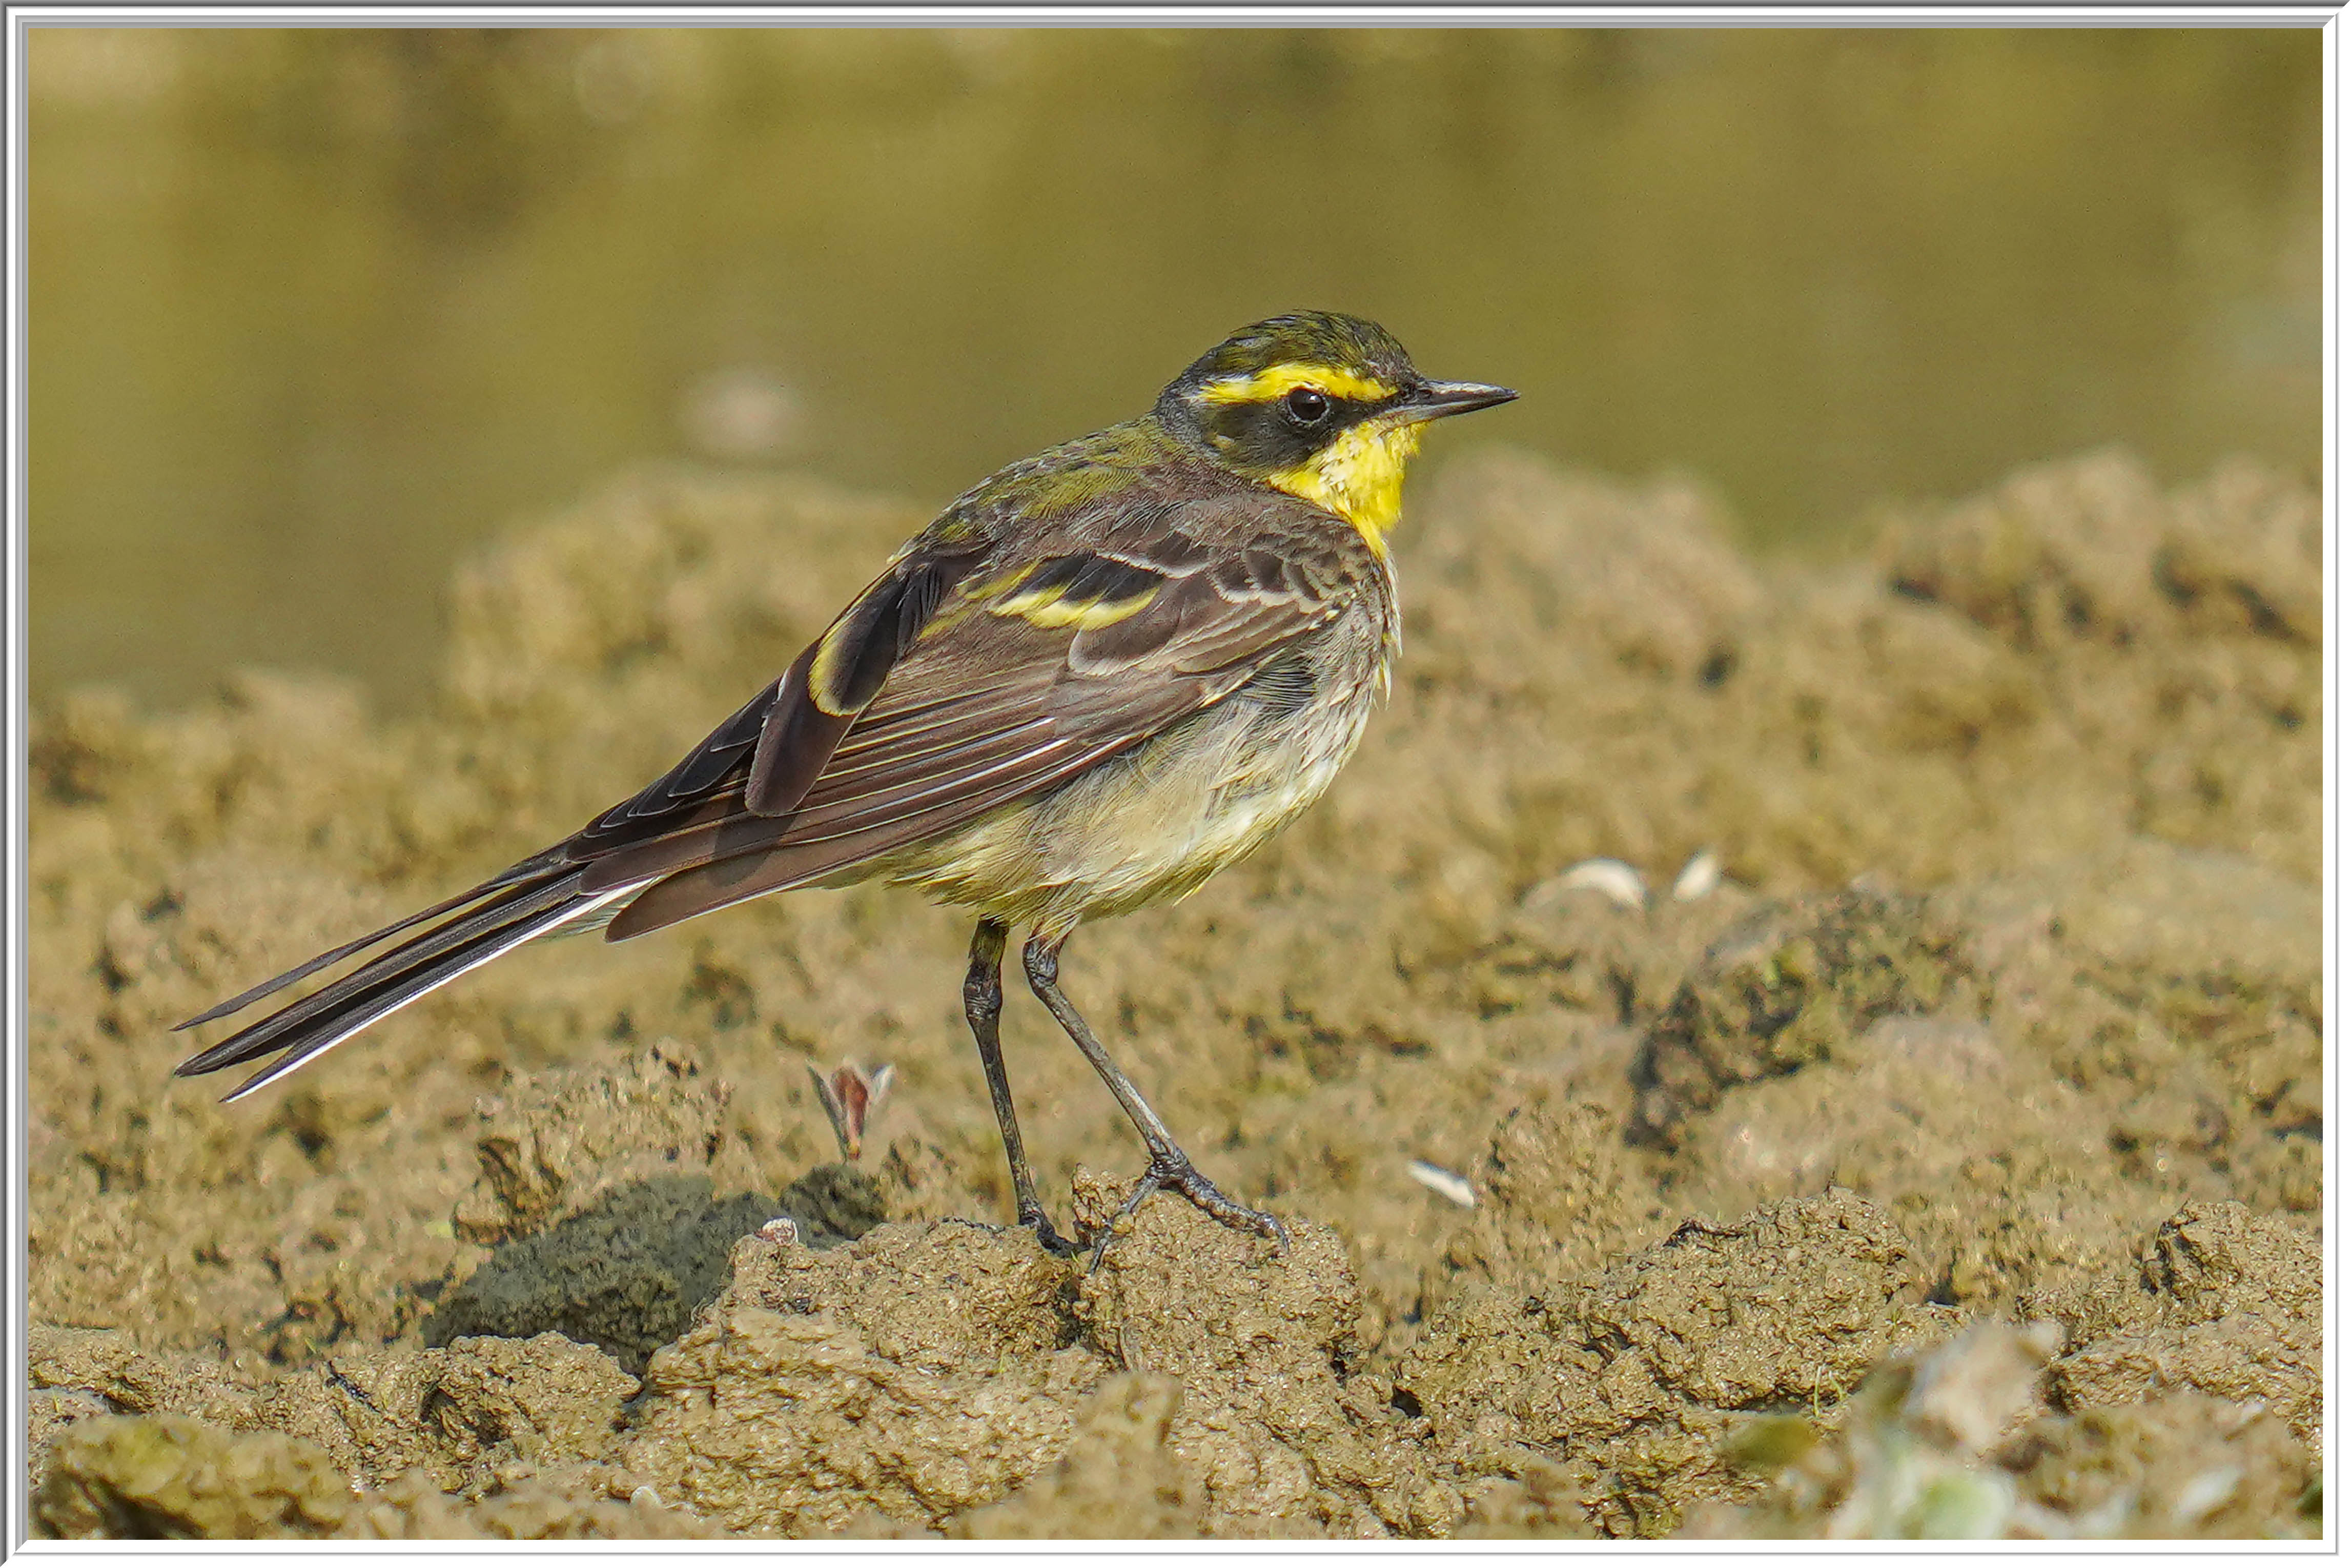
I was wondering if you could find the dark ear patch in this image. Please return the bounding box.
[1203,394,1387,474]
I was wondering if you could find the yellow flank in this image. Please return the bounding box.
[1196,361,1397,406]
[1263,416,1425,550]
[991,580,1159,630]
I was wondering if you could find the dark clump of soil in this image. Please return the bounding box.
[425,1176,787,1377]
[1629,887,1980,1141]
[27,447,2318,1537]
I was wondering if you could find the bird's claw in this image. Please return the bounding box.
[1086,1152,1287,1270]
[1019,1207,1081,1259]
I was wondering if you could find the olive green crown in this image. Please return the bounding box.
[1159,311,1419,405]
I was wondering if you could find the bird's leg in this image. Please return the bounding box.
[1020,930,1287,1263]
[964,920,1073,1256]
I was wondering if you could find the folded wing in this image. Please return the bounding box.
[591,526,1350,936]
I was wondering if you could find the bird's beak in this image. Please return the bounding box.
[1402,380,1519,421]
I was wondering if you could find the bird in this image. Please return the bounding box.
[174,310,1516,1257]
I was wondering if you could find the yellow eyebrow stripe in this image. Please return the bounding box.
[1195,362,1398,406]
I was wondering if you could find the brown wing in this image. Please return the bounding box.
[592,522,1362,939]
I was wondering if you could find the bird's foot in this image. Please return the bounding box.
[1088,1152,1289,1269]
[1018,1205,1081,1259]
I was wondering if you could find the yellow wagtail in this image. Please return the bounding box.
[176,311,1516,1255]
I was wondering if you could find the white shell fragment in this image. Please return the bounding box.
[757,1215,801,1245]
[1407,1159,1479,1208]
[1671,848,1722,902]
[2168,1464,2244,1529]
[1558,857,1649,910]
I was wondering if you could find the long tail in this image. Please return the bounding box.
[171,866,639,1102]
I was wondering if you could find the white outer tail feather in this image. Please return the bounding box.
[219,883,643,1102]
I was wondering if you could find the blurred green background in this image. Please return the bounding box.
[31,27,2320,712]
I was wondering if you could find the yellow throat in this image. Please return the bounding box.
[1262,416,1426,552]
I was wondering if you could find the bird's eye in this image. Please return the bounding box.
[1283,387,1332,425]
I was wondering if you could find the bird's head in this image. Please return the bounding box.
[1157,311,1516,545]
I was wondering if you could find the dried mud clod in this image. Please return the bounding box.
[1396,1189,1947,1537]
[1682,1199,2326,1540]
[452,1038,750,1246]
[1630,887,1979,1142]
[1943,841,2322,1219]
[2042,1200,2322,1450]
[1070,1171,1443,1536]
[27,1331,702,1540]
[36,1414,357,1540]
[88,1330,635,1496]
[427,1040,901,1375]
[1419,1091,1674,1332]
[948,1373,1206,1538]
[618,1218,1096,1536]
[33,1408,725,1540]
[1688,1322,2317,1539]
[1996,1396,2319,1539]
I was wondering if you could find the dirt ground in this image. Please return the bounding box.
[26,445,2321,1538]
